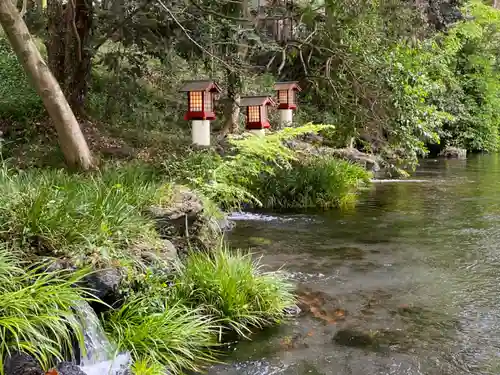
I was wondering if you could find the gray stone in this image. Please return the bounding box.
[4,352,43,375]
[146,187,204,238]
[83,268,121,300]
[439,146,467,159]
[56,362,87,375]
[333,328,408,351]
[283,304,302,316]
[330,148,381,172]
[161,239,178,260]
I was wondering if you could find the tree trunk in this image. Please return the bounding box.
[0,0,94,170]
[221,68,241,135]
[220,0,248,135]
[46,0,93,113]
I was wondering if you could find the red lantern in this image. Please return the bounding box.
[179,80,222,121]
[274,81,301,110]
[239,96,276,130]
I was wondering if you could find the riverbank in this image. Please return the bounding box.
[0,125,370,374]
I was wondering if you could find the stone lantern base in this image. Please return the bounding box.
[191,120,211,146]
[248,129,265,137]
[279,109,293,126]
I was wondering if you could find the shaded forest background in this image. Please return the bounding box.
[1,0,500,169]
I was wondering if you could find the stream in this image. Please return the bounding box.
[209,154,500,375]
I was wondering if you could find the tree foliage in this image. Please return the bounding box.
[4,0,500,168]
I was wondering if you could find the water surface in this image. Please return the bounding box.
[210,155,500,375]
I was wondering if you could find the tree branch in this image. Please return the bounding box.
[93,0,152,52]
[157,0,235,72]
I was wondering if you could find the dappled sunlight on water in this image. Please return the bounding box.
[210,155,500,375]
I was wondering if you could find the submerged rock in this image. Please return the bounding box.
[4,352,44,375]
[333,327,408,351]
[330,246,364,260]
[439,146,467,159]
[333,328,376,348]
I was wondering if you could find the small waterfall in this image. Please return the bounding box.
[75,301,131,375]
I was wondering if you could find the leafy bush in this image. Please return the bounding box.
[0,247,91,372]
[164,124,370,210]
[255,156,371,209]
[0,37,44,121]
[104,297,218,375]
[0,162,168,268]
[173,244,295,337]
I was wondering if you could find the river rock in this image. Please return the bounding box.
[146,187,223,254]
[56,362,86,375]
[146,187,204,238]
[333,327,408,351]
[83,268,121,301]
[4,352,44,375]
[283,304,302,316]
[439,146,467,159]
[333,328,376,348]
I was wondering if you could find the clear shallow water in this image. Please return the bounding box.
[210,155,500,375]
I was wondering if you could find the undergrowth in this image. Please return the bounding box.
[104,244,294,374]
[172,244,295,337]
[104,298,219,375]
[0,248,91,373]
[164,124,371,210]
[256,156,371,209]
[0,162,168,268]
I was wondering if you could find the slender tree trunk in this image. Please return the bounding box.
[0,0,94,170]
[221,0,249,134]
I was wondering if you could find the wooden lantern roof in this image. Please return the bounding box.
[179,80,222,93]
[239,95,276,107]
[274,81,302,92]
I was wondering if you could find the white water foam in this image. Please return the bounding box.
[76,301,131,375]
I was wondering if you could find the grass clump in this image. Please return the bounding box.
[0,162,168,268]
[104,245,295,373]
[130,358,166,375]
[0,247,91,372]
[104,297,218,375]
[173,245,295,337]
[255,156,371,209]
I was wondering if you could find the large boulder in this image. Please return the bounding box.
[145,186,222,254]
[4,352,44,375]
[146,187,204,239]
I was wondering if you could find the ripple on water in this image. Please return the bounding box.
[218,155,500,375]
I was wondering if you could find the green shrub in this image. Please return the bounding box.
[104,297,218,375]
[173,244,295,337]
[255,156,371,209]
[0,247,91,372]
[163,124,370,210]
[0,163,168,268]
[0,37,44,121]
